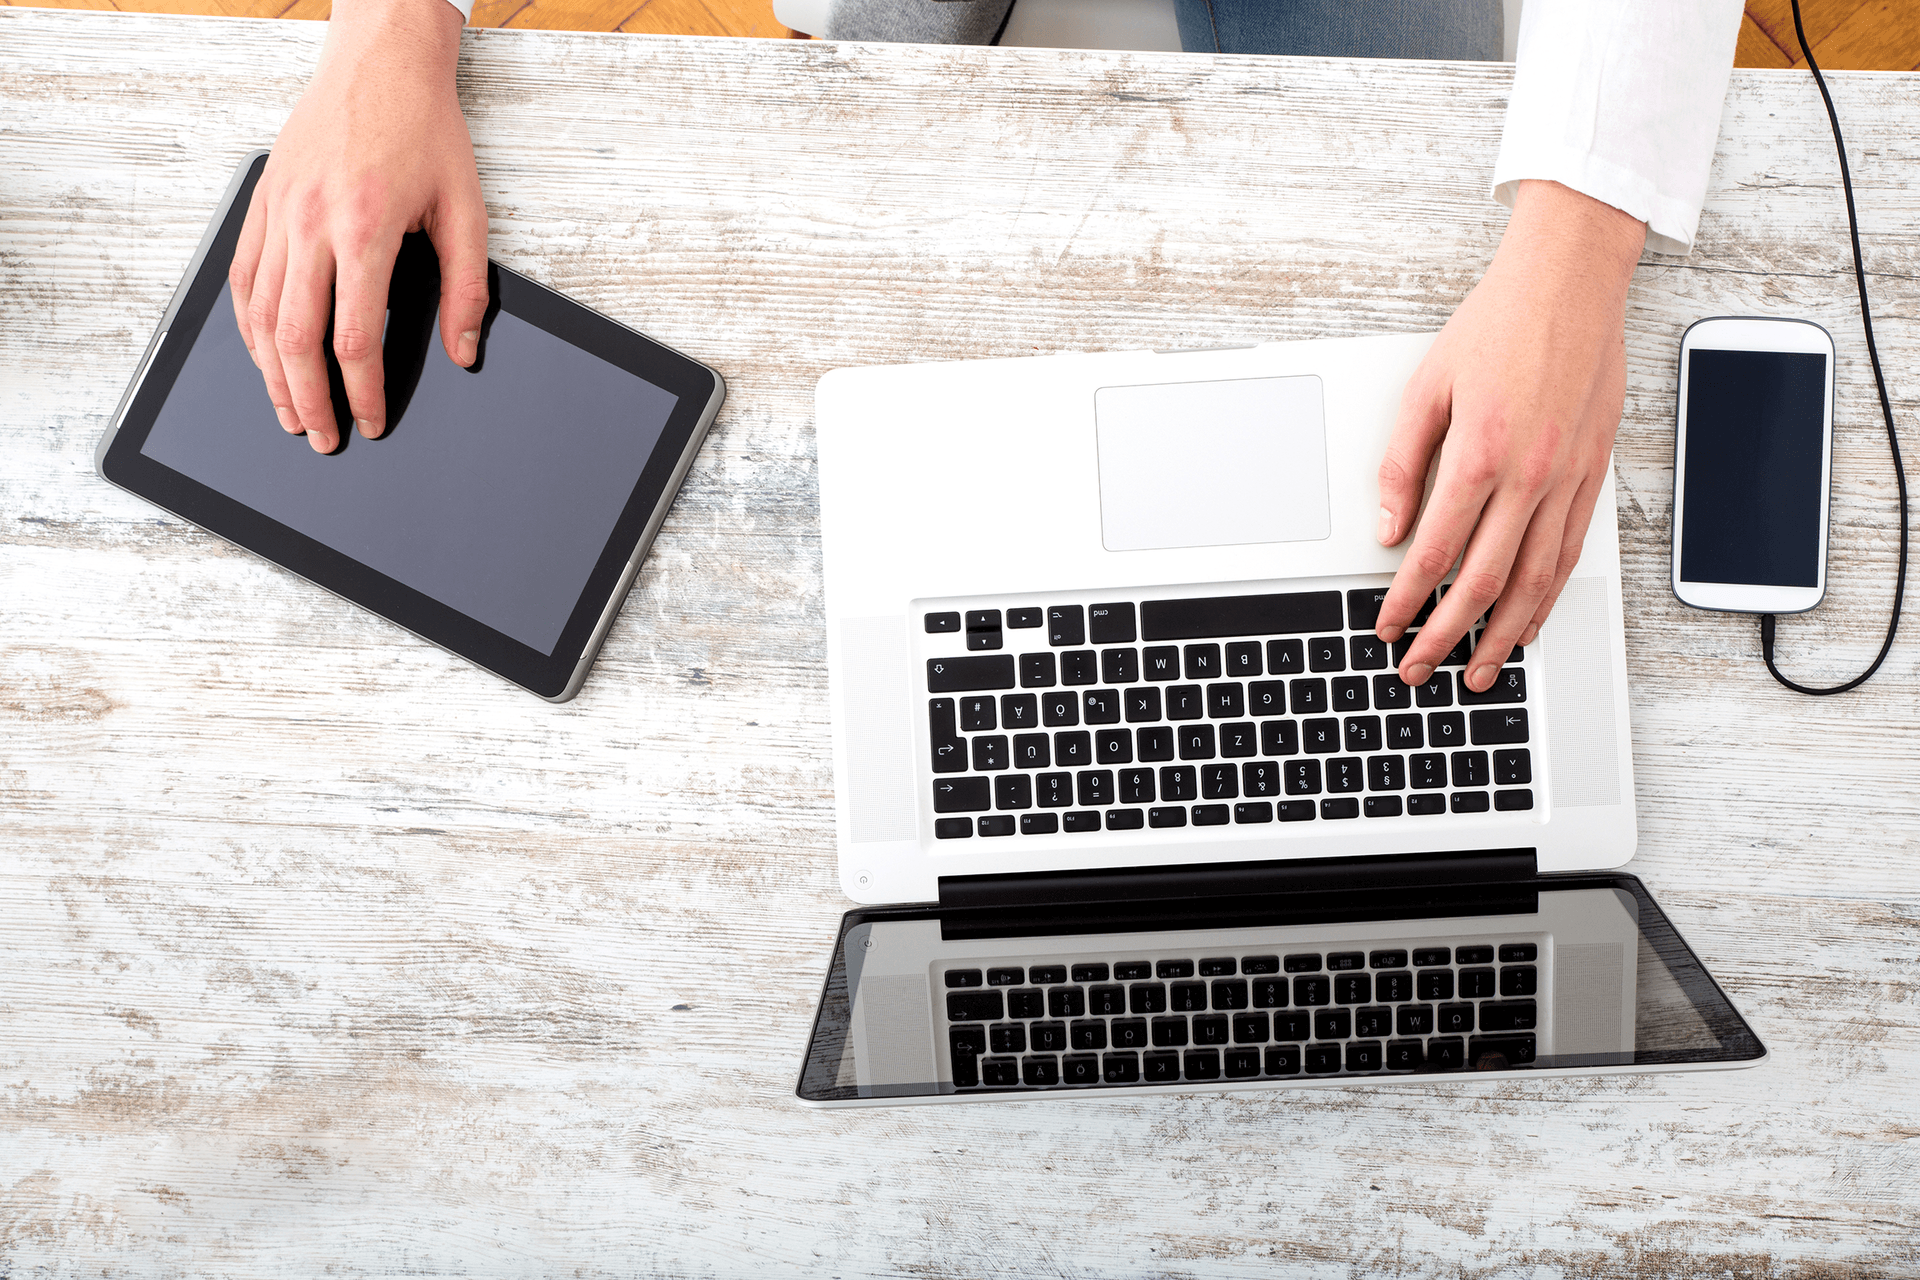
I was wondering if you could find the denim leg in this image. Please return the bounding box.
[1174,0,1501,60]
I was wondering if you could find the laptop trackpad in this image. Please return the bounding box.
[1094,375,1331,552]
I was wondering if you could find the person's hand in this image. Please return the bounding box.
[1373,179,1647,693]
[229,0,485,453]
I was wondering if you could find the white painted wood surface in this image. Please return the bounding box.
[3,10,1917,1273]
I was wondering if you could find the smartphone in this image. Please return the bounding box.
[1671,316,1836,614]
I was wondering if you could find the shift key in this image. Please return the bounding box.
[928,654,1017,693]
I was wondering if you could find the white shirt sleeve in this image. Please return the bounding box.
[441,0,473,23]
[1492,0,1744,255]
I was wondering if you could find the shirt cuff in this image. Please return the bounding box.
[1492,148,1699,258]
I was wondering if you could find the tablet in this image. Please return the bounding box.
[97,152,726,701]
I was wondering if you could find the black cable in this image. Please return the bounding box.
[1758,0,1909,695]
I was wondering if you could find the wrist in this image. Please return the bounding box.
[1499,179,1646,298]
[320,0,464,80]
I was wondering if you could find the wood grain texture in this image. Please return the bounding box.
[3,9,1918,1274]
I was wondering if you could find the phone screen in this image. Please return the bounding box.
[1679,348,1828,588]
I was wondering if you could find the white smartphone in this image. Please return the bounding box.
[1671,316,1837,614]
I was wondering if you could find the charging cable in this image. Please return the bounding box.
[1758,0,1911,695]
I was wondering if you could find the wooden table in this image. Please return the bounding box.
[4,10,1917,1272]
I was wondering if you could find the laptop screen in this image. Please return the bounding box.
[797,874,1762,1104]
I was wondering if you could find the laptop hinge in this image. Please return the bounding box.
[937,848,1538,913]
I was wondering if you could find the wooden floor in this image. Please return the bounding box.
[1,0,1918,66]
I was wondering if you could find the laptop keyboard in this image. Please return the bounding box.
[923,586,1534,840]
[942,940,1541,1090]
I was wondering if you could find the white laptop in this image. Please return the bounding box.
[798,332,1764,1106]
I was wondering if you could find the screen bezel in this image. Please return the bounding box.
[97,152,724,701]
[1670,316,1835,615]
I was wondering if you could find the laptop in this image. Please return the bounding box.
[798,332,1765,1105]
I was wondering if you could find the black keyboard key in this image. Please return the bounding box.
[1165,685,1204,720]
[1035,772,1072,809]
[987,967,1025,986]
[951,1053,980,1088]
[1304,1045,1342,1074]
[965,610,1003,651]
[1233,1012,1270,1042]
[1500,966,1538,996]
[1242,760,1279,797]
[1334,974,1372,1004]
[1302,718,1340,754]
[1343,715,1382,754]
[1374,970,1412,1001]
[1088,983,1125,1015]
[1364,796,1403,817]
[1211,979,1250,1009]
[1235,801,1273,824]
[1321,797,1359,819]
[1060,650,1098,685]
[1130,984,1168,1014]
[978,814,1015,836]
[1184,1049,1222,1080]
[1366,754,1405,792]
[1029,1020,1068,1051]
[1417,970,1454,1001]
[1369,949,1407,970]
[1218,722,1257,758]
[1307,636,1346,672]
[1041,692,1078,727]
[1070,1020,1107,1051]
[1386,1040,1424,1071]
[1100,645,1139,686]
[1459,666,1527,705]
[1192,802,1230,825]
[1438,633,1472,666]
[1409,753,1447,790]
[1151,1017,1189,1048]
[1459,968,1496,998]
[1143,1051,1182,1082]
[1105,807,1144,831]
[1183,643,1222,681]
[1260,720,1299,757]
[1007,607,1042,629]
[972,736,1008,772]
[1372,674,1412,711]
[1345,587,1388,631]
[1386,713,1424,750]
[1083,688,1121,724]
[1020,651,1057,688]
[1157,959,1195,979]
[1118,767,1156,804]
[1012,733,1051,771]
[1171,981,1207,1012]
[1451,750,1490,788]
[1192,1015,1229,1046]
[1353,1008,1392,1039]
[1407,793,1446,816]
[1450,791,1491,814]
[1480,1000,1538,1031]
[1063,810,1102,832]
[1412,947,1451,967]
[925,611,961,633]
[1122,686,1162,725]
[990,1024,1027,1054]
[1047,987,1086,1018]
[1201,763,1238,801]
[1414,670,1454,707]
[1349,634,1390,671]
[1426,1037,1465,1069]
[1456,946,1494,964]
[1327,952,1364,971]
[1265,1045,1303,1075]
[1224,1047,1262,1079]
[1470,708,1531,745]
[1267,638,1306,675]
[1001,693,1038,731]
[1142,645,1181,681]
[1345,1041,1384,1073]
[1396,1004,1434,1036]
[1326,757,1363,794]
[1110,1019,1149,1049]
[1293,975,1331,1006]
[945,969,983,988]
[1428,711,1466,748]
[1248,680,1287,717]
[1207,682,1245,719]
[1062,1053,1101,1085]
[928,655,1016,693]
[1499,943,1538,962]
[1289,678,1329,716]
[1436,1003,1475,1035]
[1103,1052,1141,1084]
[947,992,1003,1021]
[1250,979,1287,1011]
[1178,725,1216,760]
[1022,1055,1060,1086]
[1272,1011,1311,1041]
[1088,601,1136,644]
[1075,769,1113,807]
[929,698,968,774]
[1494,748,1532,785]
[1114,962,1151,981]
[1149,805,1187,828]
[1139,591,1343,641]
[1241,955,1279,975]
[1032,965,1064,983]
[1160,765,1197,802]
[1284,954,1321,973]
[1007,988,1045,1019]
[1048,605,1084,647]
[981,1057,1020,1086]
[1332,676,1370,713]
[1468,1036,1537,1069]
[933,777,991,813]
[1137,726,1175,762]
[1224,641,1263,676]
[1055,732,1093,769]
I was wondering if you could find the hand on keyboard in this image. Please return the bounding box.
[1372,179,1645,693]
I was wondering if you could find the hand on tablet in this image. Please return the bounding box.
[1372,180,1646,692]
[229,0,486,453]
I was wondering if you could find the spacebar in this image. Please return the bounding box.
[1140,591,1344,641]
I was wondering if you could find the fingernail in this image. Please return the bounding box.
[459,330,478,365]
[247,346,261,369]
[275,406,300,433]
[357,418,378,438]
[309,432,332,453]
[1520,625,1539,647]
[1377,507,1395,545]
[1405,663,1432,685]
[1377,624,1403,643]
[1470,664,1495,691]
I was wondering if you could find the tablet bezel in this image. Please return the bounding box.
[97,152,725,701]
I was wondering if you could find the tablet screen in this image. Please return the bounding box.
[141,282,679,656]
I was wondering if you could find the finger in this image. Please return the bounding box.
[1374,372,1453,640]
[247,229,301,437]
[1381,428,1506,680]
[1468,484,1576,690]
[429,189,490,368]
[1519,466,1605,647]
[332,229,402,439]
[1396,484,1542,687]
[229,190,269,368]
[275,237,342,453]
